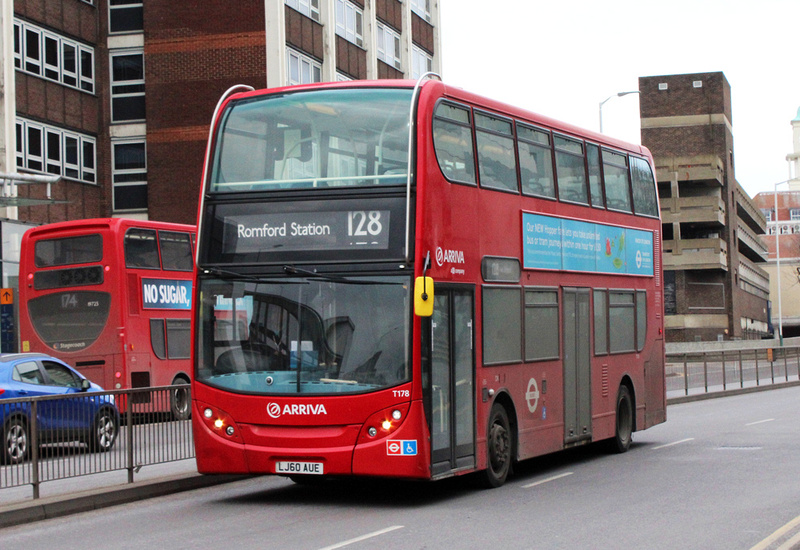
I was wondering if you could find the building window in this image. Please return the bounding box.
[411,45,432,79]
[410,0,431,21]
[335,0,363,47]
[112,140,147,212]
[762,208,773,222]
[16,118,96,184]
[790,209,800,221]
[110,0,144,34]
[336,72,354,81]
[13,20,95,94]
[376,22,401,70]
[285,0,320,22]
[286,48,321,86]
[111,51,146,122]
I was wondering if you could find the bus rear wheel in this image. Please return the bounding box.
[170,377,191,421]
[609,385,633,453]
[481,404,512,488]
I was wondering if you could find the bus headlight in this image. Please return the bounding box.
[196,401,243,443]
[358,403,410,444]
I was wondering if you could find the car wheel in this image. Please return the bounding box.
[89,408,118,452]
[170,377,191,421]
[4,417,29,464]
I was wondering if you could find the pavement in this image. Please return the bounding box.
[0,458,249,529]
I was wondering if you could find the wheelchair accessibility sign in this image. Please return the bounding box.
[387,439,417,456]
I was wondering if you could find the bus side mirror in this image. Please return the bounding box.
[414,277,434,317]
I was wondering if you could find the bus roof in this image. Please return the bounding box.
[23,218,196,239]
[221,79,651,159]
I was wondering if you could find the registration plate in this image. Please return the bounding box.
[275,461,324,475]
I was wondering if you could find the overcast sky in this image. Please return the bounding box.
[439,0,799,199]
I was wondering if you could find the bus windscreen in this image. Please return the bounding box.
[209,88,413,192]
[196,274,411,394]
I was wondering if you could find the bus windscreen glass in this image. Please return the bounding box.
[27,291,111,351]
[197,275,411,394]
[34,234,103,267]
[209,88,412,192]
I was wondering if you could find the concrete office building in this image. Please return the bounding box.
[2,0,442,226]
[639,72,770,342]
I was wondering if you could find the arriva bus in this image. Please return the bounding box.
[192,77,666,486]
[19,218,196,419]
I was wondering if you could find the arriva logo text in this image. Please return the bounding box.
[267,403,328,418]
[436,246,465,267]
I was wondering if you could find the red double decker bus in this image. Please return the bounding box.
[19,218,196,419]
[192,77,665,486]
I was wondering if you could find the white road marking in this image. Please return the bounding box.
[749,514,800,550]
[745,418,775,426]
[318,525,404,550]
[522,472,574,489]
[652,438,694,450]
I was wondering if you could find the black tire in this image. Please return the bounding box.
[170,378,191,421]
[481,404,512,488]
[609,385,633,453]
[89,408,118,452]
[3,416,29,464]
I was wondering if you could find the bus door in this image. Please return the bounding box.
[563,287,591,445]
[429,287,475,476]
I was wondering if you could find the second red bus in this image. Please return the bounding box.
[19,218,196,419]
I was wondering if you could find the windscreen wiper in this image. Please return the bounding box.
[201,266,275,284]
[283,265,405,286]
[283,265,351,284]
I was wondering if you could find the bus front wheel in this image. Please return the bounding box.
[481,404,512,488]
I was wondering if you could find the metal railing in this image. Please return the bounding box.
[1,385,194,499]
[4,349,798,499]
[666,345,800,400]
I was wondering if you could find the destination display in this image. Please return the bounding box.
[203,196,407,264]
[522,212,654,276]
[225,209,391,253]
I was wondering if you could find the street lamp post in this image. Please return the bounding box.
[774,180,791,345]
[599,90,640,134]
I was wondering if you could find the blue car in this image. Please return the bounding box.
[0,353,119,464]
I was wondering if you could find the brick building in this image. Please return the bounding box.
[639,72,770,342]
[752,108,800,338]
[2,0,442,226]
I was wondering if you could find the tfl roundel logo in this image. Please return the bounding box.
[267,403,281,419]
